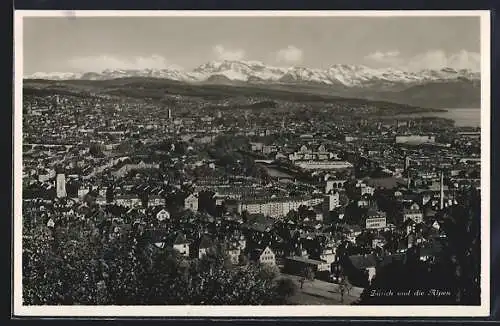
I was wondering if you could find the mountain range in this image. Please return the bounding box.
[25,60,481,109]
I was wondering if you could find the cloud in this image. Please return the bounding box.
[68,54,183,72]
[365,50,401,62]
[364,49,480,71]
[275,45,304,65]
[213,45,245,61]
[407,50,480,71]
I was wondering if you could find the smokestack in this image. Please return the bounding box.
[440,171,444,210]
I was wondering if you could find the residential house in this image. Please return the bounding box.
[225,243,241,265]
[250,246,276,266]
[360,184,375,197]
[78,185,91,199]
[431,220,441,231]
[184,193,199,212]
[149,195,166,207]
[156,209,170,222]
[365,209,387,230]
[319,247,337,265]
[47,218,55,228]
[95,196,107,206]
[198,235,215,259]
[357,194,371,208]
[115,194,142,208]
[150,229,169,249]
[372,235,387,249]
[341,224,362,243]
[173,233,190,257]
[403,218,418,235]
[403,202,424,224]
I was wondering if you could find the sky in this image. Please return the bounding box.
[22,15,481,74]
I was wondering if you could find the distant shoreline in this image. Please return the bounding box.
[394,108,481,128]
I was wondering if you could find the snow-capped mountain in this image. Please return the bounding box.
[193,60,287,82]
[78,68,201,82]
[27,71,84,80]
[25,60,480,88]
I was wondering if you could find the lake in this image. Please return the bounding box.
[396,108,481,128]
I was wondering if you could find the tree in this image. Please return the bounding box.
[238,253,249,266]
[139,192,149,208]
[258,263,280,281]
[198,190,216,215]
[299,266,315,289]
[297,205,309,219]
[356,231,375,249]
[439,188,481,304]
[338,276,353,303]
[105,186,114,204]
[285,210,299,224]
[89,143,104,157]
[23,214,286,305]
[215,203,227,218]
[274,277,298,303]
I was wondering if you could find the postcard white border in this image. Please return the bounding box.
[13,10,491,317]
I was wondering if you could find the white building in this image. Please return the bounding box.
[256,246,276,266]
[238,196,323,219]
[148,195,166,207]
[184,193,199,212]
[325,179,347,193]
[173,233,190,257]
[156,209,170,221]
[366,217,387,230]
[403,202,424,224]
[78,186,90,199]
[115,195,141,208]
[56,173,67,198]
[295,160,353,171]
[320,247,337,265]
[324,192,340,212]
